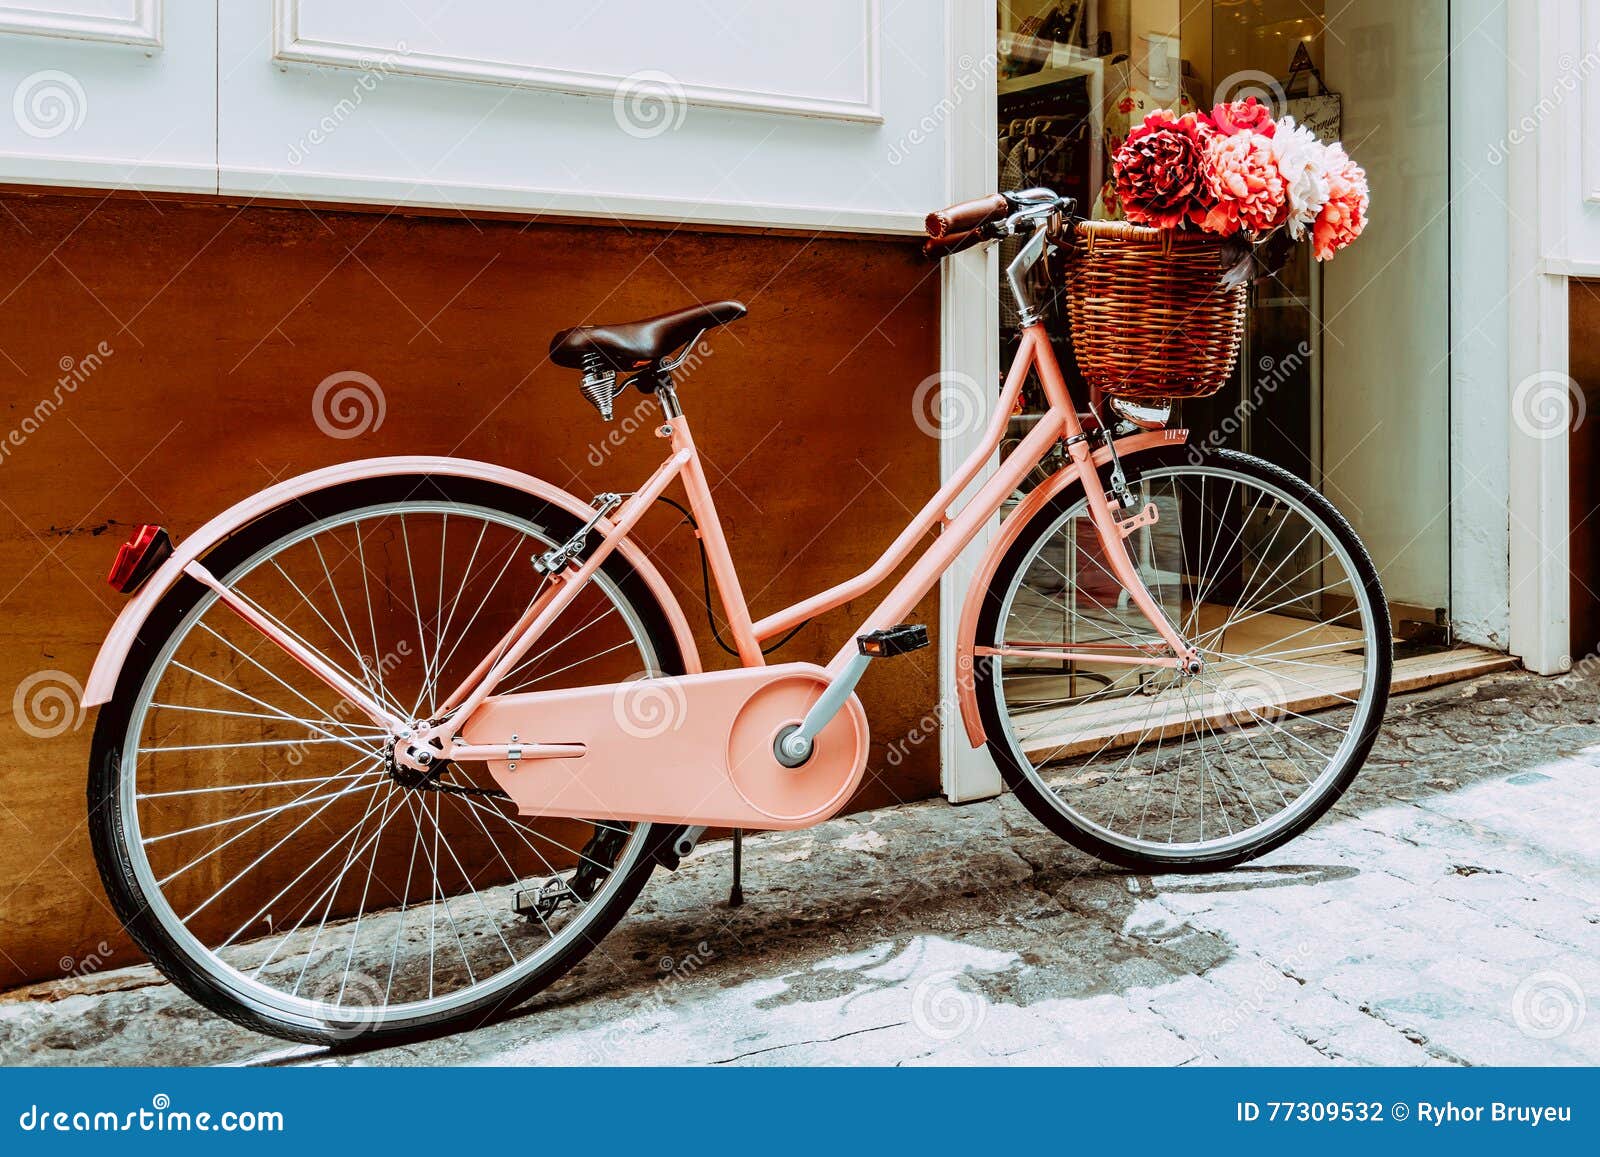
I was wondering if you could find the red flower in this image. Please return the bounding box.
[1113,110,1215,230]
[1208,96,1278,138]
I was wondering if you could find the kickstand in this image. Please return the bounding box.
[728,828,745,908]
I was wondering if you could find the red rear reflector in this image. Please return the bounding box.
[108,524,173,594]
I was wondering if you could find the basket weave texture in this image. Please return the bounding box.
[1062,220,1247,401]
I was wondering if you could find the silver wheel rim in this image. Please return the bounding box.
[117,499,662,1035]
[991,463,1383,860]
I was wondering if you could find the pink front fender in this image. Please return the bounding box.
[955,429,1189,748]
[81,456,703,708]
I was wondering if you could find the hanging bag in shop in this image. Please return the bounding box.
[1283,42,1342,144]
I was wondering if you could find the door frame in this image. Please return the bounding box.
[938,0,1003,801]
[937,0,1564,800]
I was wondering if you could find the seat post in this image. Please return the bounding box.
[653,375,683,420]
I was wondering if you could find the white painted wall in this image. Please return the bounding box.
[0,0,214,192]
[1546,0,1600,275]
[0,1,953,233]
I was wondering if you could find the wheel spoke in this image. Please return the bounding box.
[993,459,1384,863]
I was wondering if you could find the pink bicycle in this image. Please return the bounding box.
[84,189,1389,1044]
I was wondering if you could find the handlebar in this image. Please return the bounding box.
[922,188,1077,262]
[925,193,1009,239]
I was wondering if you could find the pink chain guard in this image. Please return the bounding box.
[460,663,869,830]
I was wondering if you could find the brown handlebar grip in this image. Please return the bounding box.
[925,193,1008,239]
[922,227,986,260]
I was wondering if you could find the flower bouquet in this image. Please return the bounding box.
[1060,97,1371,403]
[1111,97,1370,280]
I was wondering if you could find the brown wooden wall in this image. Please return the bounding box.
[1571,280,1600,659]
[0,192,942,988]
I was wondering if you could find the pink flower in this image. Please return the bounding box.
[1208,96,1278,139]
[1113,110,1215,230]
[1196,130,1288,236]
[1312,144,1370,260]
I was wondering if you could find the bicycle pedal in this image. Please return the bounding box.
[857,624,930,658]
[515,878,578,923]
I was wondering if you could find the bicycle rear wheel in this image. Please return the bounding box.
[975,447,1390,871]
[89,475,684,1045]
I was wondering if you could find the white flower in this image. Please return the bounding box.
[1272,119,1332,241]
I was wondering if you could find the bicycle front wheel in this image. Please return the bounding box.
[976,446,1391,871]
[89,475,685,1045]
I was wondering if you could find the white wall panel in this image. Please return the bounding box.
[0,0,212,192]
[221,0,946,232]
[1546,0,1600,273]
[0,0,161,48]
[276,0,879,121]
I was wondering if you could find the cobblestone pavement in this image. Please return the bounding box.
[2,668,1597,1067]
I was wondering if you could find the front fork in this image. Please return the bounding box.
[983,427,1203,677]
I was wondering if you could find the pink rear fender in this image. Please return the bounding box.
[80,456,703,707]
[955,429,1190,748]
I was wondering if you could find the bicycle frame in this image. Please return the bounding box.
[175,317,1199,773]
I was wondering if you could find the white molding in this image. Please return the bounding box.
[1543,255,1600,277]
[939,0,1003,802]
[271,0,883,124]
[1584,0,1600,202]
[0,0,161,48]
[0,148,211,194]
[218,164,921,235]
[1507,0,1572,675]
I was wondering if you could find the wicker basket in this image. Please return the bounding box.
[1061,220,1247,401]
